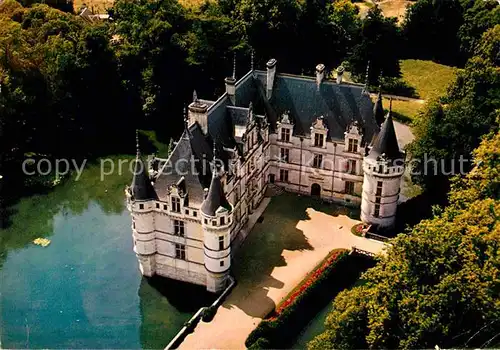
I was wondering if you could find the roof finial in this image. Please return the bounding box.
[363,60,370,93]
[232,52,236,79]
[250,49,255,71]
[135,129,140,157]
[183,105,189,130]
[193,90,198,103]
[378,70,383,92]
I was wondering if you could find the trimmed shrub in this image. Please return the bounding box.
[201,305,217,322]
[245,251,375,348]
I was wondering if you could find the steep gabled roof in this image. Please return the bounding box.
[252,71,378,142]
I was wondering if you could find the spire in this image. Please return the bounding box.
[368,97,402,162]
[250,49,254,71]
[183,105,189,131]
[193,90,198,103]
[131,130,156,200]
[232,53,236,80]
[201,141,231,216]
[373,86,385,126]
[363,60,370,94]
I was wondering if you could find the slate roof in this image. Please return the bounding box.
[253,71,378,142]
[153,125,213,206]
[373,91,385,126]
[131,156,157,200]
[367,111,404,162]
[154,66,384,208]
[201,173,232,216]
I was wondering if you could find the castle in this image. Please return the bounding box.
[125,59,405,293]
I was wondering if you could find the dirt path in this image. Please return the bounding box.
[180,196,386,349]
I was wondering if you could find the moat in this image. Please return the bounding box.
[0,159,215,349]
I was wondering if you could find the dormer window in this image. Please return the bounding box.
[281,128,290,142]
[314,133,324,147]
[171,197,181,213]
[348,139,358,153]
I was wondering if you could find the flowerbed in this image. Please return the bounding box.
[246,250,352,349]
[272,250,343,318]
[351,222,369,237]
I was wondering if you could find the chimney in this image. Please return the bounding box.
[225,76,236,103]
[225,54,237,104]
[266,58,277,99]
[336,65,345,84]
[316,64,325,90]
[188,90,209,134]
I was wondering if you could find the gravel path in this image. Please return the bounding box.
[180,198,386,349]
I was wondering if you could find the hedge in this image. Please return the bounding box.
[245,250,375,349]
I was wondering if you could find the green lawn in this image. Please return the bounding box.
[232,193,359,285]
[384,97,423,124]
[400,59,458,100]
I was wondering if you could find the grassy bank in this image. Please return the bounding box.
[400,59,458,100]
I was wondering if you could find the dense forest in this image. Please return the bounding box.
[0,0,499,345]
[0,0,498,195]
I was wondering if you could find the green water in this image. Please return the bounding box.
[293,302,334,349]
[0,158,214,349]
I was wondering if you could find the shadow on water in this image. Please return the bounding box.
[139,276,217,349]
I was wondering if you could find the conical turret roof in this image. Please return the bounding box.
[131,131,157,200]
[373,91,385,126]
[367,103,403,162]
[201,145,231,216]
[131,156,157,200]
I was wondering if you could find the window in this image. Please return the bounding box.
[348,159,357,174]
[374,204,380,218]
[279,169,289,182]
[185,209,189,215]
[175,244,186,260]
[174,220,185,237]
[281,128,290,142]
[220,216,225,225]
[345,181,355,195]
[375,197,381,204]
[156,203,160,209]
[164,204,167,210]
[314,133,324,147]
[204,219,208,224]
[171,197,180,213]
[193,211,197,217]
[348,139,359,153]
[313,154,323,168]
[219,236,225,250]
[139,204,144,210]
[376,181,383,196]
[280,148,290,163]
[212,220,217,226]
[220,261,224,267]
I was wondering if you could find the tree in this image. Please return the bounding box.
[458,0,500,59]
[403,0,465,65]
[309,122,500,349]
[348,6,401,84]
[407,25,500,198]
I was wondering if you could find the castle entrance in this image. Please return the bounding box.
[311,183,321,197]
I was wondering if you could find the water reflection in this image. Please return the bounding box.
[139,277,216,349]
[0,159,213,348]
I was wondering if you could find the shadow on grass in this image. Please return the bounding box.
[228,192,360,318]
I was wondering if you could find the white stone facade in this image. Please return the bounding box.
[126,61,405,293]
